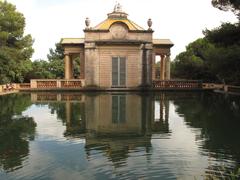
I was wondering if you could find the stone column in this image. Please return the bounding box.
[165,54,171,80]
[160,54,165,80]
[64,53,71,79]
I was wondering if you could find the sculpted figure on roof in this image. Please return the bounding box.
[114,2,123,12]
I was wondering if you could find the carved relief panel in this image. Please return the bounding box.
[110,23,128,39]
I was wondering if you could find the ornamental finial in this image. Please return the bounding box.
[147,18,152,30]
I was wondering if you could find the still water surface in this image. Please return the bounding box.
[0,92,240,179]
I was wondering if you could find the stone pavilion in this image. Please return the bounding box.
[61,3,173,89]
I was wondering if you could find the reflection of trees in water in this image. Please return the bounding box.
[48,102,85,136]
[173,92,240,177]
[0,94,36,172]
[0,94,32,120]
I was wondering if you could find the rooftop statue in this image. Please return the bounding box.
[114,2,123,12]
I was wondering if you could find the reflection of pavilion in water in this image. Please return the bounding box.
[31,92,170,136]
[31,92,170,165]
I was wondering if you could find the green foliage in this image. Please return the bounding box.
[47,43,81,79]
[204,23,240,47]
[48,102,85,135]
[25,60,56,80]
[212,0,240,19]
[47,43,65,78]
[24,43,65,80]
[0,1,34,84]
[28,42,82,80]
[172,23,240,85]
[172,38,217,81]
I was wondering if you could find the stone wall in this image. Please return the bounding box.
[97,45,142,88]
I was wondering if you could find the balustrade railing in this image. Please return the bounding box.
[30,79,84,89]
[61,80,82,88]
[37,81,57,88]
[153,80,202,89]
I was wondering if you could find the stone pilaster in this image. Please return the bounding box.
[84,42,99,86]
[146,44,153,86]
[141,43,153,87]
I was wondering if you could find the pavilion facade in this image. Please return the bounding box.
[61,3,173,89]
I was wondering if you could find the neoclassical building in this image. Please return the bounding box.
[61,3,173,89]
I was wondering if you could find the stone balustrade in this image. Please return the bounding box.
[153,80,202,89]
[30,79,85,89]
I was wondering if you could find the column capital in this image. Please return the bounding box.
[145,43,153,50]
[160,54,165,59]
[64,52,70,56]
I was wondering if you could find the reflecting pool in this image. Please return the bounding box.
[0,92,240,179]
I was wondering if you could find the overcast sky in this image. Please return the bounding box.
[8,0,238,60]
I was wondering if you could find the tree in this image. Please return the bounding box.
[204,23,240,84]
[0,1,34,83]
[47,43,65,78]
[48,43,81,79]
[25,60,56,80]
[25,43,65,80]
[212,0,240,19]
[172,22,240,85]
[203,22,240,47]
[171,38,216,82]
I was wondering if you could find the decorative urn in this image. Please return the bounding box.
[147,18,152,30]
[85,17,90,29]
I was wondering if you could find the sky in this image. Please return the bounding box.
[8,0,238,60]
